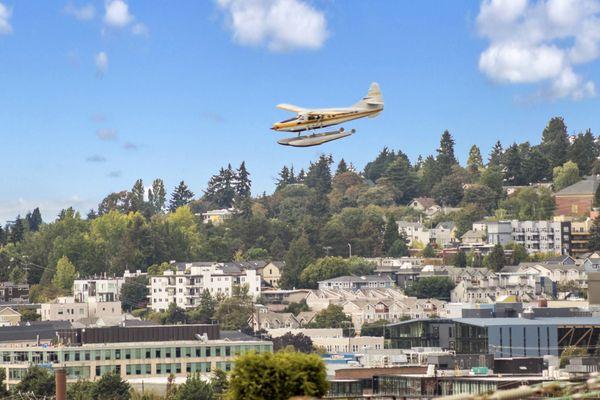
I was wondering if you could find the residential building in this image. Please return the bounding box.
[248,306,300,331]
[0,323,272,388]
[555,175,600,217]
[200,208,234,225]
[259,261,284,288]
[461,230,486,245]
[478,220,571,254]
[583,252,600,272]
[0,308,21,327]
[317,275,395,291]
[148,262,261,312]
[305,287,407,312]
[407,197,441,217]
[0,282,29,303]
[73,277,124,303]
[397,221,457,248]
[570,218,593,256]
[38,296,123,324]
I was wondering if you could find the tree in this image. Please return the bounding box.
[485,244,506,272]
[13,366,55,397]
[595,182,600,208]
[522,146,550,183]
[499,187,555,220]
[0,369,9,398]
[121,275,149,311]
[383,216,400,255]
[187,289,215,324]
[363,147,397,182]
[163,302,188,325]
[173,374,214,400]
[283,300,310,315]
[502,143,524,185]
[437,130,458,169]
[276,166,294,190]
[214,285,253,330]
[488,140,503,167]
[568,130,597,175]
[589,216,600,252]
[280,234,313,289]
[453,250,467,268]
[52,256,77,292]
[169,181,195,212]
[431,174,465,206]
[148,178,167,214]
[405,277,455,300]
[227,351,328,400]
[211,369,229,399]
[305,154,333,196]
[421,244,436,257]
[466,145,484,174]
[9,216,25,243]
[336,159,348,175]
[67,380,96,400]
[91,372,131,400]
[245,247,268,260]
[235,162,252,200]
[360,319,389,337]
[130,179,145,212]
[306,304,352,329]
[541,116,569,171]
[553,161,581,191]
[272,332,314,353]
[560,346,588,368]
[462,184,499,214]
[300,257,375,289]
[378,157,419,204]
[26,207,43,231]
[388,238,409,257]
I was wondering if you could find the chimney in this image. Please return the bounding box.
[55,368,67,400]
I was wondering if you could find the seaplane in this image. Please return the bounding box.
[272,82,384,147]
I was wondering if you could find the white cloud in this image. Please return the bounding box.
[131,22,148,36]
[96,128,117,141]
[477,0,600,100]
[0,2,13,35]
[95,51,108,76]
[64,3,96,21]
[0,196,94,225]
[104,0,133,28]
[217,0,328,51]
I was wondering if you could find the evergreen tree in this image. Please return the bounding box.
[466,145,484,174]
[485,244,505,272]
[453,250,467,268]
[235,161,252,200]
[383,216,400,254]
[129,178,145,212]
[280,234,314,289]
[53,256,77,292]
[488,141,503,167]
[502,143,524,185]
[169,181,195,212]
[0,225,6,246]
[205,165,236,208]
[336,159,349,175]
[305,154,333,196]
[9,216,25,243]
[436,130,458,175]
[296,168,306,183]
[540,116,570,171]
[589,216,600,252]
[276,166,292,190]
[522,147,550,183]
[595,182,600,208]
[419,155,440,196]
[379,157,419,204]
[26,208,43,231]
[568,130,597,175]
[363,147,397,182]
[148,178,167,214]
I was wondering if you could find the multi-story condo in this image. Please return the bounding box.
[317,275,395,291]
[73,276,125,303]
[0,323,272,388]
[149,262,261,312]
[397,221,456,248]
[479,220,571,254]
[0,282,29,303]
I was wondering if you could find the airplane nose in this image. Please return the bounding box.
[271,123,281,130]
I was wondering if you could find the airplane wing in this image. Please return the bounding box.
[276,103,306,113]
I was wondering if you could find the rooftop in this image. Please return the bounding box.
[555,175,600,196]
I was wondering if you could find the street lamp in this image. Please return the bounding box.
[323,246,332,257]
[347,243,352,258]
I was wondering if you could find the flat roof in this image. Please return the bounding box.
[387,317,600,328]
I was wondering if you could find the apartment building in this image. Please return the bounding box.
[480,220,571,254]
[38,296,122,324]
[149,262,261,312]
[0,323,271,388]
[73,276,125,303]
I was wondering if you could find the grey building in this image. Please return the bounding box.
[317,275,395,291]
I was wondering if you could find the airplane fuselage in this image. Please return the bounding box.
[272,107,382,132]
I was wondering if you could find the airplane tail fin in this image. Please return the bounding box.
[354,82,384,109]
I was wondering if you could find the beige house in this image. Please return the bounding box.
[39,297,122,324]
[260,261,284,288]
[0,307,21,326]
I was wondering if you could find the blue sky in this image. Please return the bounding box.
[1,0,600,223]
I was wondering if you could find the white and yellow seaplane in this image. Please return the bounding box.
[272,82,383,147]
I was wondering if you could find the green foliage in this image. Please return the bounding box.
[52,255,76,292]
[560,346,588,368]
[484,244,506,272]
[169,181,195,212]
[18,307,40,322]
[186,289,216,324]
[214,285,253,330]
[280,234,313,289]
[595,183,600,208]
[553,161,581,191]
[91,372,131,400]
[244,247,268,260]
[421,244,436,257]
[499,187,555,220]
[541,117,569,171]
[0,369,9,398]
[568,130,597,175]
[360,319,390,337]
[211,369,229,399]
[67,379,96,400]
[283,299,310,315]
[589,216,600,252]
[227,351,328,400]
[306,304,352,330]
[466,145,484,174]
[505,242,528,264]
[299,257,374,288]
[452,250,467,268]
[174,374,214,400]
[13,366,55,397]
[272,332,314,353]
[121,275,149,311]
[388,238,409,257]
[405,277,455,300]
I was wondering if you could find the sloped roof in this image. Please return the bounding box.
[410,197,437,208]
[555,176,600,196]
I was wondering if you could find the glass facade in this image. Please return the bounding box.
[388,320,453,349]
[455,322,488,354]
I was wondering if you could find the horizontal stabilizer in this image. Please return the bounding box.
[276,103,305,113]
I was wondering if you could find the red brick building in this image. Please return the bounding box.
[554,176,600,217]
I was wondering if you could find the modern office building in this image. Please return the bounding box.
[0,323,271,388]
[387,316,600,357]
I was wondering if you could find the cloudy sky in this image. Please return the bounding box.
[1,0,600,223]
